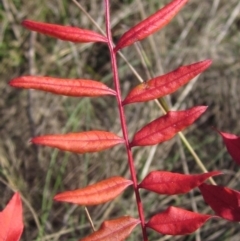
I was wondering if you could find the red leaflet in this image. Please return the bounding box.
[54,176,133,205]
[114,0,188,51]
[122,60,212,105]
[22,20,107,43]
[199,183,240,222]
[146,206,212,235]
[31,131,125,154]
[79,216,140,241]
[9,76,116,97]
[130,106,207,147]
[0,193,24,241]
[215,129,240,165]
[139,171,221,195]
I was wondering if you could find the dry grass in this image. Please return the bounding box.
[1,0,240,240]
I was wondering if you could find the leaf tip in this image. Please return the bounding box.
[195,105,208,116]
[8,77,22,88]
[8,80,15,87]
[212,170,223,176]
[201,105,208,111]
[201,58,212,67]
[205,58,213,66]
[53,193,62,202]
[21,19,31,28]
[31,136,41,145]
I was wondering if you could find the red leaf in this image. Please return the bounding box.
[215,129,240,165]
[114,0,188,51]
[199,183,240,222]
[22,20,107,43]
[0,193,24,241]
[122,60,212,105]
[79,216,140,241]
[146,206,212,235]
[54,176,133,206]
[130,106,207,147]
[31,131,125,154]
[9,76,116,97]
[139,171,221,195]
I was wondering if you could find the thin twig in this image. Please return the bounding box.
[84,207,96,231]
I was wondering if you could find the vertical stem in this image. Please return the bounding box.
[104,1,148,240]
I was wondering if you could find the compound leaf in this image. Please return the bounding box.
[79,216,140,241]
[139,171,221,195]
[54,176,133,205]
[122,60,211,105]
[9,76,116,97]
[146,206,212,235]
[130,106,207,147]
[32,131,125,154]
[22,20,107,43]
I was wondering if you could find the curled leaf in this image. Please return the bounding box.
[79,216,140,241]
[199,183,240,222]
[114,0,188,51]
[9,76,116,97]
[139,171,221,195]
[146,206,212,235]
[32,131,125,154]
[22,20,107,43]
[0,193,24,241]
[215,129,240,165]
[130,106,207,147]
[54,176,133,205]
[122,60,212,105]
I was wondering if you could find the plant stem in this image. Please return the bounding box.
[104,1,148,240]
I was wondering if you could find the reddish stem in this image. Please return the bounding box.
[104,1,148,240]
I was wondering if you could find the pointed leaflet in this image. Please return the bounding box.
[22,20,107,43]
[215,129,240,165]
[114,0,188,51]
[146,206,212,235]
[0,193,24,241]
[31,131,125,154]
[199,183,240,222]
[139,171,221,195]
[130,106,207,147]
[79,216,140,241]
[9,76,116,97]
[54,176,132,206]
[122,60,212,105]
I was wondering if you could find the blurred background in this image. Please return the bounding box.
[1,0,240,240]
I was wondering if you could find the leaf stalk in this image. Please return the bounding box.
[104,0,148,240]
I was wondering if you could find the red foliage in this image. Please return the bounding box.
[54,176,133,205]
[31,131,125,154]
[146,206,212,235]
[199,183,240,222]
[130,106,207,147]
[122,60,212,105]
[139,171,221,195]
[79,216,140,241]
[114,0,188,51]
[215,129,240,165]
[10,0,228,240]
[9,76,116,97]
[22,20,107,43]
[0,193,24,241]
